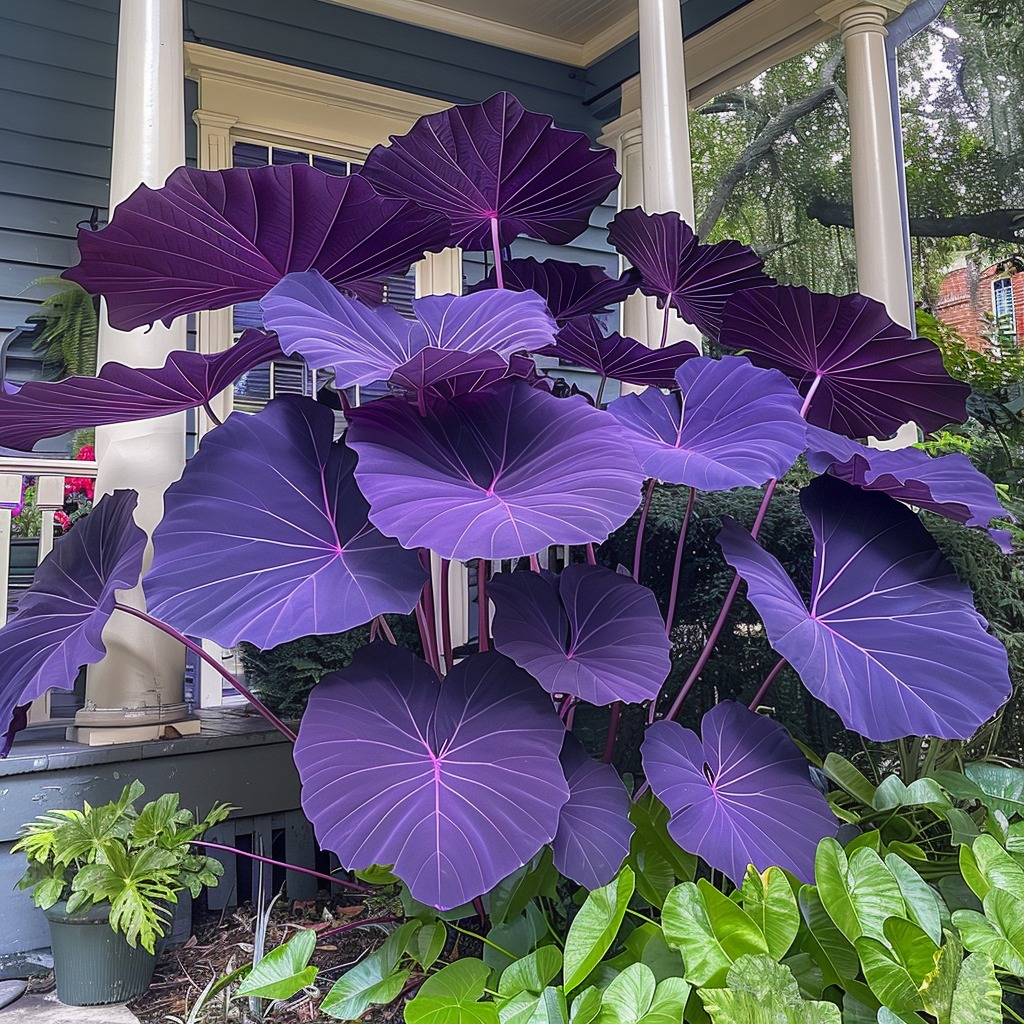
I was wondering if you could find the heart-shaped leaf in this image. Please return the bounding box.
[293,644,569,909]
[261,273,555,388]
[489,564,670,706]
[719,285,969,438]
[607,355,805,490]
[0,329,281,452]
[360,92,619,251]
[544,316,698,389]
[552,733,635,890]
[346,380,645,560]
[144,396,427,649]
[0,490,145,753]
[64,166,449,330]
[641,702,837,885]
[607,208,772,339]
[563,866,635,992]
[717,475,1012,740]
[470,258,640,324]
[237,929,318,999]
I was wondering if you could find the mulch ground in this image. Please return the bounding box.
[128,897,407,1023]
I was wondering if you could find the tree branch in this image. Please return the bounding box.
[696,47,844,239]
[806,195,1024,243]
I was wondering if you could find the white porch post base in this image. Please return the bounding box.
[72,0,192,739]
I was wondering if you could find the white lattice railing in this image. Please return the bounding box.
[0,456,99,723]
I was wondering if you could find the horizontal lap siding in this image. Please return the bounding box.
[0,0,117,336]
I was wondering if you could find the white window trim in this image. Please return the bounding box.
[992,276,1017,339]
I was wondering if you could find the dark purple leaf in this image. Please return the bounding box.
[606,356,805,490]
[469,258,640,324]
[346,380,645,560]
[641,702,837,884]
[144,396,427,649]
[719,285,970,438]
[0,490,146,752]
[718,475,1012,740]
[388,349,523,405]
[607,208,772,338]
[544,316,698,388]
[293,644,569,909]
[0,329,282,452]
[805,424,1010,546]
[489,563,670,705]
[261,273,555,389]
[360,92,620,251]
[63,166,450,330]
[553,732,635,890]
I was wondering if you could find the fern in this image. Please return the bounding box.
[29,276,98,378]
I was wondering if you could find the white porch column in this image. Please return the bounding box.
[636,0,702,347]
[817,1,915,445]
[74,0,195,741]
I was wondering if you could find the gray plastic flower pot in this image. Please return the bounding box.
[43,901,157,1006]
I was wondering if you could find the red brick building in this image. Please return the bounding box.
[934,256,1024,351]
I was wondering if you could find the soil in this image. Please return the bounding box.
[127,897,408,1024]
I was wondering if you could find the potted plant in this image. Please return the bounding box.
[12,780,231,1006]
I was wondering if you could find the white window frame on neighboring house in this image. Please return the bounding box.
[993,276,1017,345]
[183,45,467,706]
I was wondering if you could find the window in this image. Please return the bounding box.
[993,277,1017,342]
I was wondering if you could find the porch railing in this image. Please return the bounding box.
[0,455,98,723]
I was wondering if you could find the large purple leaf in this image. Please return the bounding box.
[144,396,427,649]
[388,350,547,406]
[293,644,569,909]
[0,329,282,452]
[469,258,640,324]
[719,285,970,438]
[607,356,805,490]
[489,564,670,705]
[607,209,773,339]
[641,702,837,884]
[718,476,1012,740]
[544,316,698,389]
[261,273,555,389]
[0,490,145,753]
[63,166,450,330]
[346,380,645,560]
[804,424,1010,545]
[553,732,635,890]
[359,92,620,251]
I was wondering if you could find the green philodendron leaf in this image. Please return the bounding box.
[952,888,1024,975]
[873,776,910,812]
[881,918,939,987]
[957,844,989,903]
[404,960,497,1024]
[662,880,768,987]
[854,936,925,1016]
[236,928,318,999]
[631,842,676,909]
[321,949,409,1020]
[964,834,1024,902]
[639,977,690,1024]
[918,931,960,1023]
[485,904,548,971]
[595,963,656,1024]
[873,777,953,816]
[941,808,980,849]
[628,794,696,889]
[568,987,602,1024]
[814,840,905,946]
[490,851,560,926]
[822,754,877,807]
[355,863,399,885]
[563,867,635,993]
[797,887,859,987]
[883,856,943,946]
[499,947,563,999]
[409,920,448,972]
[622,922,684,983]
[698,955,841,1024]
[948,953,1001,1024]
[33,875,67,910]
[525,987,568,1024]
[741,866,801,960]
[964,763,1024,817]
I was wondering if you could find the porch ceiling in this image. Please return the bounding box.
[317,0,837,77]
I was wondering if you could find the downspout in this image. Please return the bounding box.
[886,0,948,329]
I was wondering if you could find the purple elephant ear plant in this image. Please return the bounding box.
[0,90,1012,915]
